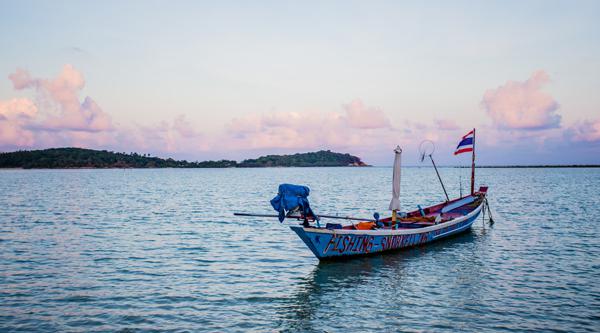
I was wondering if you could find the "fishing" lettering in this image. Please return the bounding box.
[324,235,374,254]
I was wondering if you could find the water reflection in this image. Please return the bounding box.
[279,230,482,331]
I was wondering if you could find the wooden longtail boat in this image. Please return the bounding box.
[235,129,492,260]
[290,188,488,259]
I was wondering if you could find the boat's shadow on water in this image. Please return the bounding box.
[276,229,490,331]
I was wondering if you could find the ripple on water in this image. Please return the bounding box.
[0,167,599,332]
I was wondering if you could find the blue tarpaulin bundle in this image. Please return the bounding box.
[270,184,317,222]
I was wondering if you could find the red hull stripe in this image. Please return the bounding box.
[454,147,473,155]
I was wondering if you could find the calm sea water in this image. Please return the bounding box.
[1,167,599,332]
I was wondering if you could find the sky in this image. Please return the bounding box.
[0,0,599,165]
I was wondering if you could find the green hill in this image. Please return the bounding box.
[238,150,367,167]
[0,148,367,169]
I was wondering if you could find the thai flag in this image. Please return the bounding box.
[454,130,474,155]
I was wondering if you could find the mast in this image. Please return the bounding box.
[471,128,476,195]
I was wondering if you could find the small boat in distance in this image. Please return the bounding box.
[235,129,493,260]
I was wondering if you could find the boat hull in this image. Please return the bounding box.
[290,201,483,259]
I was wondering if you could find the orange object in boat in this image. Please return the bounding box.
[399,216,436,223]
[356,221,376,230]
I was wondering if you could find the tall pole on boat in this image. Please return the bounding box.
[471,128,476,195]
[389,146,402,229]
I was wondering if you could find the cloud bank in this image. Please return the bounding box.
[225,99,398,152]
[116,115,207,156]
[1,65,598,164]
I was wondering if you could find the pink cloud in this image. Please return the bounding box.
[41,96,112,132]
[0,98,37,119]
[0,121,35,147]
[0,98,38,147]
[343,99,391,129]
[172,114,201,138]
[115,115,207,155]
[8,64,113,132]
[567,119,600,142]
[482,70,561,130]
[0,65,116,150]
[224,100,401,152]
[8,69,33,90]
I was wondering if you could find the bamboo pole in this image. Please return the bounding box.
[430,155,450,202]
[233,212,376,222]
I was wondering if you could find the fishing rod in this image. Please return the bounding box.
[428,154,450,202]
[233,212,376,222]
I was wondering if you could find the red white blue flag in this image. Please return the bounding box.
[454,130,474,155]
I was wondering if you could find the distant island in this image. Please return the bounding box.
[0,148,368,169]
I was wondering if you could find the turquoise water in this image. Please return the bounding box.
[1,167,599,332]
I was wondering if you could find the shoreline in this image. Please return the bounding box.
[1,165,598,170]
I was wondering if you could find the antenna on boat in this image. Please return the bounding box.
[419,140,450,202]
